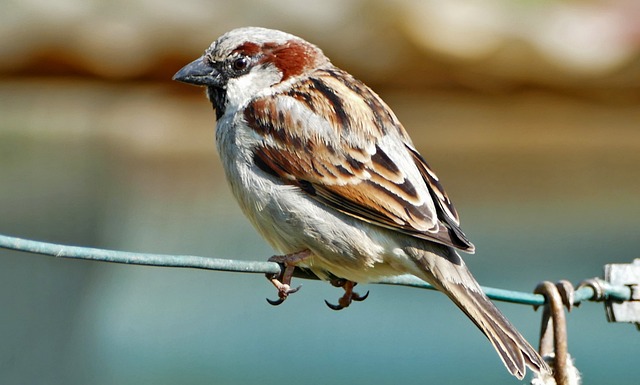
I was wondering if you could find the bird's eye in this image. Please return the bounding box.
[231,56,250,73]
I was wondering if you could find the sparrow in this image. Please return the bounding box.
[173,27,549,379]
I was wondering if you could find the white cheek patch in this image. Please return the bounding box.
[225,66,283,111]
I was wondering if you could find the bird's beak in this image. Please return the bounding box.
[173,56,224,87]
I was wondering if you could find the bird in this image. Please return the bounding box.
[173,26,549,379]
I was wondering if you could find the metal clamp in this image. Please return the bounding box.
[604,259,640,329]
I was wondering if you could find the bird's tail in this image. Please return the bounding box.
[407,246,550,379]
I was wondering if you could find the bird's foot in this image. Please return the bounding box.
[325,279,369,311]
[265,250,310,306]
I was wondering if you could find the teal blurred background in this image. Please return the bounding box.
[1,1,639,384]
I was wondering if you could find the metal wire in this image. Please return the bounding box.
[0,233,631,306]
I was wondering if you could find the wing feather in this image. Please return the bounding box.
[246,69,474,252]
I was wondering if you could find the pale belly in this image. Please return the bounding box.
[224,158,421,283]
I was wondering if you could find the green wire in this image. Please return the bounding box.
[0,233,631,305]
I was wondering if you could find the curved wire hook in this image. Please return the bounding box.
[534,280,575,385]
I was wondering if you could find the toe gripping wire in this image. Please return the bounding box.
[533,280,581,385]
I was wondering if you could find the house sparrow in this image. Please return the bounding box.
[173,27,548,379]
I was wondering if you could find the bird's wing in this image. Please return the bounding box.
[244,68,474,252]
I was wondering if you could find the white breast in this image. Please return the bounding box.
[213,113,422,283]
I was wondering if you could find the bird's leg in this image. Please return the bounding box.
[265,250,311,306]
[325,279,369,311]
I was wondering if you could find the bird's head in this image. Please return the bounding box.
[173,27,328,119]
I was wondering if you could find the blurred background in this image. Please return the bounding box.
[1,0,639,384]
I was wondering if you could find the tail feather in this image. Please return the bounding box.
[443,280,547,379]
[407,246,550,379]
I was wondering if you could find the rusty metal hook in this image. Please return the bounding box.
[534,280,577,385]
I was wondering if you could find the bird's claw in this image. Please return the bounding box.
[353,290,370,302]
[266,284,302,306]
[324,290,370,311]
[324,279,369,311]
[267,297,286,306]
[265,250,311,306]
[324,299,344,311]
